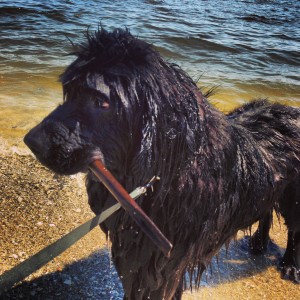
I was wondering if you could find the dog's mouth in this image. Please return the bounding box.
[24,120,104,175]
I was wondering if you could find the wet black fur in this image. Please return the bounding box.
[24,28,300,299]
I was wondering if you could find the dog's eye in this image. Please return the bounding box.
[94,97,110,110]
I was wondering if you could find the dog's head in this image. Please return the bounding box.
[24,28,202,178]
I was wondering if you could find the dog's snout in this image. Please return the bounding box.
[24,125,47,156]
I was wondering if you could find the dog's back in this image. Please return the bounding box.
[228,99,300,179]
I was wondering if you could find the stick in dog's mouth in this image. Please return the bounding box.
[89,159,173,257]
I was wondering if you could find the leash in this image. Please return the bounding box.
[0,176,160,294]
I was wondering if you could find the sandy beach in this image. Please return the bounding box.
[0,147,299,299]
[0,150,128,299]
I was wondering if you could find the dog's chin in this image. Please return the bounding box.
[35,157,85,175]
[35,151,104,176]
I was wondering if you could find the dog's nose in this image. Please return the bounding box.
[24,125,46,156]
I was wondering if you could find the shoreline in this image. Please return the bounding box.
[1,145,300,299]
[0,78,299,149]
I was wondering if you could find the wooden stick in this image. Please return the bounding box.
[89,159,173,257]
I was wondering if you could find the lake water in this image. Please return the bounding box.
[0,0,299,146]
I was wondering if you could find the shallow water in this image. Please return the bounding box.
[0,0,300,146]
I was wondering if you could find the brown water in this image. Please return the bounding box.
[0,72,61,145]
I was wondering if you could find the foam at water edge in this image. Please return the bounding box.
[0,135,34,156]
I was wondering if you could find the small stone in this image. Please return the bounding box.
[63,278,72,285]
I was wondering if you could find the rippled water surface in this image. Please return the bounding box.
[0,0,300,143]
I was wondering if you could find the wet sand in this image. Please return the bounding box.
[0,147,300,299]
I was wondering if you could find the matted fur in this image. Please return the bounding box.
[25,28,300,299]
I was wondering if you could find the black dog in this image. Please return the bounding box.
[24,28,300,299]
